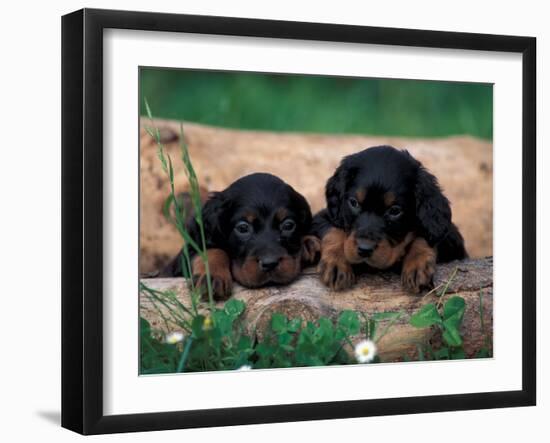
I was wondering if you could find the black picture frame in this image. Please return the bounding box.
[61,8,536,435]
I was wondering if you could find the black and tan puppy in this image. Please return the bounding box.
[312,146,467,293]
[162,173,321,300]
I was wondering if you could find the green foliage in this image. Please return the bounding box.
[409,295,480,360]
[140,299,255,373]
[140,68,493,139]
[409,295,466,349]
[140,318,181,374]
[140,303,360,372]
[337,310,361,336]
[256,311,362,368]
[408,268,491,361]
[442,296,466,347]
[140,297,416,372]
[410,303,442,328]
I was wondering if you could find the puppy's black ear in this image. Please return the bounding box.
[415,166,452,245]
[163,192,228,278]
[188,192,229,248]
[325,165,347,227]
[326,163,358,228]
[288,185,313,234]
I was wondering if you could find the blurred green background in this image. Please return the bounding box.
[140,68,492,140]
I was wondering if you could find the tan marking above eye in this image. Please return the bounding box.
[384,191,396,207]
[355,188,366,203]
[244,212,257,223]
[275,207,289,222]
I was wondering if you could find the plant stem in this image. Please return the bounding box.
[375,311,404,343]
[436,266,458,309]
[177,337,194,372]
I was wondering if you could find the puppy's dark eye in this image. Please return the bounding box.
[234,221,252,236]
[387,205,403,219]
[348,197,360,211]
[280,219,296,233]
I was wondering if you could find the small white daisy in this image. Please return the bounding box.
[354,339,377,363]
[237,365,252,371]
[164,331,185,345]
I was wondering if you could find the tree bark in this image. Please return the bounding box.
[140,257,493,362]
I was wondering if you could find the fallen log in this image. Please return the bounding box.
[140,257,493,362]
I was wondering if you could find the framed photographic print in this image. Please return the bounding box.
[61,8,536,435]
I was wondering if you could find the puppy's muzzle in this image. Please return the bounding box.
[356,237,377,258]
[258,254,282,272]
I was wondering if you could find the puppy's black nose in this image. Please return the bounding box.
[357,239,376,258]
[259,255,281,272]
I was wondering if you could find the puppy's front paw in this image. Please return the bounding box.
[401,238,436,294]
[318,256,355,291]
[191,249,233,300]
[401,255,435,294]
[301,235,322,266]
[192,269,233,301]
